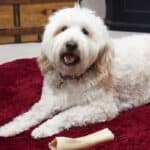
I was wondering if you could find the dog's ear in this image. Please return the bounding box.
[37,53,53,75]
[95,43,114,87]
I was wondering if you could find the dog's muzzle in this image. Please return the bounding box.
[60,40,80,66]
[61,52,80,66]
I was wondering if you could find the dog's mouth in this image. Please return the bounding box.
[61,52,80,66]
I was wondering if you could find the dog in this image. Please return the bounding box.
[0,5,150,139]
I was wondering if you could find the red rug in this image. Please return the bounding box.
[0,58,149,150]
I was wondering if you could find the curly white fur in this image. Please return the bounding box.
[0,6,150,139]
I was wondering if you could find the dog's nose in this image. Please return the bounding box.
[66,40,78,51]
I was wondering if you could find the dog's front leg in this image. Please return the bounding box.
[0,86,67,137]
[0,99,53,137]
[32,102,118,139]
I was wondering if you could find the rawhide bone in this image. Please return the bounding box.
[49,128,114,150]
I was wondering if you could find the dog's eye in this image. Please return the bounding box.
[82,28,89,36]
[61,26,68,32]
[54,26,68,36]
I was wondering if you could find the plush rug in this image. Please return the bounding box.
[0,58,149,150]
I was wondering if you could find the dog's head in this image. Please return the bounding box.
[38,6,114,80]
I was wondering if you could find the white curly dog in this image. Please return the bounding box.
[0,5,150,139]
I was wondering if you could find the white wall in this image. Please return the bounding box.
[82,0,106,18]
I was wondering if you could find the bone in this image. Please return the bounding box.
[48,128,114,150]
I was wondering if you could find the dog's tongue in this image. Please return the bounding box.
[64,54,76,65]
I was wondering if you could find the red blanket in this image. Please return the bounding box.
[0,58,149,150]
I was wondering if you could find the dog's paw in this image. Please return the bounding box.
[31,128,47,139]
[0,127,8,137]
[31,126,60,139]
[0,126,18,137]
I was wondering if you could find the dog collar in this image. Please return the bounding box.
[59,73,82,80]
[59,63,96,81]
